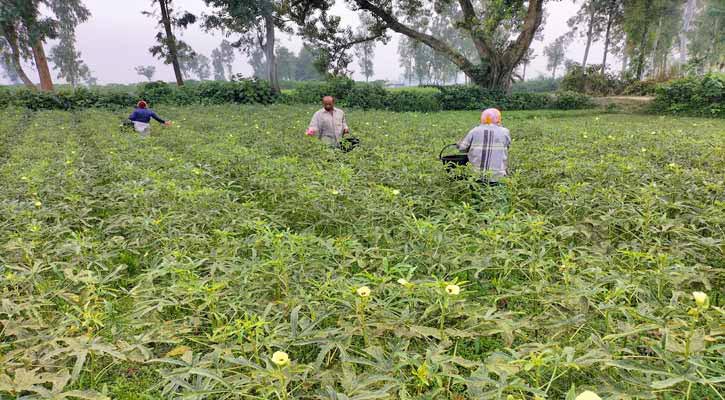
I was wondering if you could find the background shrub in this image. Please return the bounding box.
[511,77,560,93]
[652,73,724,117]
[553,91,595,109]
[560,64,625,96]
[622,80,660,96]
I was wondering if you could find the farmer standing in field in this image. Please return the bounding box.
[306,96,349,147]
[128,100,171,137]
[456,108,511,185]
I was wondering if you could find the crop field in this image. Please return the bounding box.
[0,105,723,399]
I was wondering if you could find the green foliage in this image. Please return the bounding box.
[0,87,137,110]
[0,105,723,399]
[385,89,441,112]
[552,91,596,109]
[511,78,561,93]
[561,64,625,96]
[652,73,724,117]
[435,85,568,111]
[622,79,660,96]
[344,83,388,110]
[0,80,279,110]
[287,77,356,104]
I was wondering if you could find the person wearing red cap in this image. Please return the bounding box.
[128,100,171,137]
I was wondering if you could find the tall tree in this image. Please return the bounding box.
[301,0,545,91]
[600,0,625,72]
[567,0,607,68]
[0,44,20,84]
[623,0,681,79]
[0,22,35,88]
[48,34,94,86]
[520,48,536,80]
[0,0,90,91]
[202,0,287,93]
[687,0,724,73]
[544,35,568,78]
[188,53,211,80]
[135,65,156,81]
[145,0,196,86]
[210,39,235,80]
[276,46,295,81]
[354,38,375,81]
[397,37,416,85]
[294,44,322,81]
[678,0,698,65]
[173,41,197,79]
[249,46,267,78]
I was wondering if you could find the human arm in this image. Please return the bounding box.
[342,112,349,135]
[129,110,139,122]
[149,111,167,125]
[306,112,320,136]
[456,130,474,152]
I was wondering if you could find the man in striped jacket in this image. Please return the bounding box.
[457,108,511,184]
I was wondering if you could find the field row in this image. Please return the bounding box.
[0,106,723,399]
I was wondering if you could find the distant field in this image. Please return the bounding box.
[1,105,723,399]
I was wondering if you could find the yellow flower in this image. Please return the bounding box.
[397,278,409,286]
[34,201,42,207]
[445,284,461,296]
[271,351,290,366]
[575,391,601,400]
[392,189,400,195]
[357,286,371,297]
[692,291,709,308]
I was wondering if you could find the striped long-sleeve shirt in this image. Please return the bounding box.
[457,124,511,181]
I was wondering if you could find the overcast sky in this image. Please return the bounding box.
[6,0,622,85]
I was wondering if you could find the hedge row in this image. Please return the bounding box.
[0,79,278,110]
[284,78,594,111]
[0,78,593,112]
[652,73,723,117]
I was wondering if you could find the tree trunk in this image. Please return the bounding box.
[354,0,543,91]
[601,13,613,73]
[649,15,663,78]
[635,0,652,80]
[264,14,280,94]
[32,40,53,92]
[621,51,628,77]
[2,24,36,89]
[582,4,596,68]
[679,0,696,65]
[159,0,184,86]
[522,62,527,80]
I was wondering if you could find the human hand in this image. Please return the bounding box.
[164,121,172,127]
[306,128,316,136]
[343,127,350,135]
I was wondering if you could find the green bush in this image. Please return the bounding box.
[290,77,356,104]
[652,73,724,117]
[137,79,278,105]
[343,83,388,110]
[386,90,440,112]
[622,80,660,96]
[553,91,595,109]
[433,85,575,111]
[511,77,560,93]
[0,78,593,112]
[560,64,624,96]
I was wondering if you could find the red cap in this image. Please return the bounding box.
[137,100,148,109]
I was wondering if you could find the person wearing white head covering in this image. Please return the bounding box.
[456,108,511,184]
